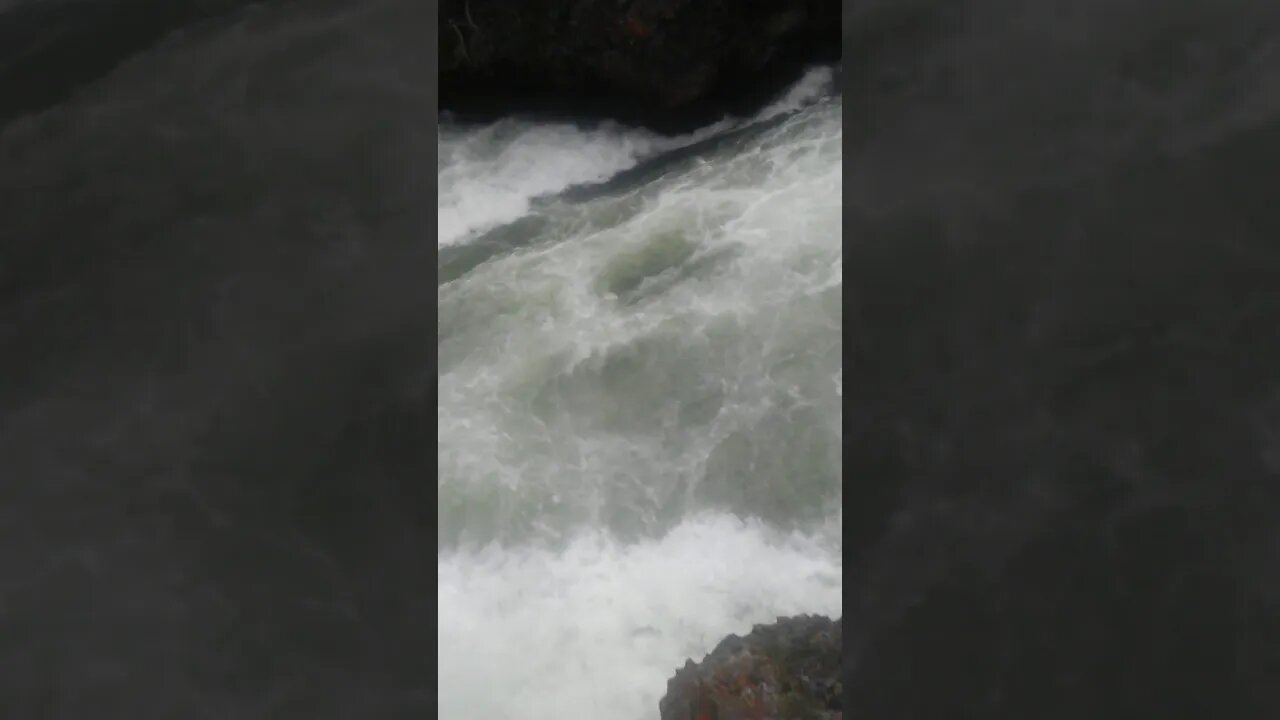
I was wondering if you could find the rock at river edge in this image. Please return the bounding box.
[439,0,841,132]
[659,615,842,720]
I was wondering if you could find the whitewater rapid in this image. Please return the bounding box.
[438,69,841,719]
[438,66,837,247]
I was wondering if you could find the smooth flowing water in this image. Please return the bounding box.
[438,69,842,718]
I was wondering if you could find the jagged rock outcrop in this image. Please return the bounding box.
[439,0,841,132]
[659,615,842,720]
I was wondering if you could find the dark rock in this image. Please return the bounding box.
[438,0,841,133]
[659,615,842,720]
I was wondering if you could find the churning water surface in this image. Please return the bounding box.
[438,69,843,718]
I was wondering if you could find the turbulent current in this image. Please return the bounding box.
[438,69,842,718]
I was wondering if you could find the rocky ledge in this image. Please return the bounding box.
[660,615,842,720]
[439,0,841,133]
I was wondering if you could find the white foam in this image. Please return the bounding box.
[438,121,669,246]
[437,66,836,246]
[438,103,842,544]
[437,514,841,720]
[756,65,836,120]
[438,83,842,720]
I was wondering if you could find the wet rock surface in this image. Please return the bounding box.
[438,0,840,133]
[659,615,841,720]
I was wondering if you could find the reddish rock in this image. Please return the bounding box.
[660,615,842,720]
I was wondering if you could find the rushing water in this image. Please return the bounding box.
[437,70,842,718]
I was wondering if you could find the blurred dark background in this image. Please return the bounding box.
[8,0,1280,716]
[844,0,1280,717]
[0,0,279,123]
[0,0,433,715]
